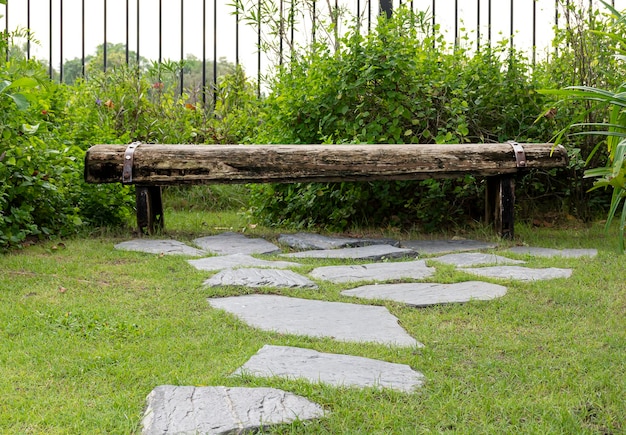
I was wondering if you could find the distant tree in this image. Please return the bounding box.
[182,55,237,104]
[61,43,148,84]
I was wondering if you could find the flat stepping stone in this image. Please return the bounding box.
[342,281,507,307]
[282,244,416,260]
[233,345,424,392]
[507,246,598,258]
[432,252,524,268]
[114,239,205,256]
[463,266,573,281]
[278,232,398,250]
[193,232,281,255]
[204,268,317,289]
[141,385,324,435]
[208,295,420,347]
[189,254,300,271]
[400,239,497,255]
[309,260,435,283]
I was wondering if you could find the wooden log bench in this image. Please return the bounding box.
[84,142,568,238]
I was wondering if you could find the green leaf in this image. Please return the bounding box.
[4,77,39,91]
[8,93,30,110]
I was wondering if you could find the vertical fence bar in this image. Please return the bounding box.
[313,0,316,43]
[137,0,140,66]
[104,0,108,72]
[554,0,558,56]
[82,0,85,77]
[454,0,458,46]
[213,0,217,108]
[3,0,7,61]
[279,0,284,65]
[488,0,491,43]
[202,0,206,106]
[60,0,64,83]
[290,0,294,62]
[380,0,392,18]
[510,0,514,52]
[477,0,481,52]
[126,0,129,64]
[235,0,239,65]
[180,0,184,95]
[49,0,53,77]
[27,0,31,59]
[158,0,162,65]
[257,0,261,97]
[533,1,537,67]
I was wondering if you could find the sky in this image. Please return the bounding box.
[1,0,625,81]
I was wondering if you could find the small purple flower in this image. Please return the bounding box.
[96,98,102,106]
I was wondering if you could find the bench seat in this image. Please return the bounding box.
[84,142,568,238]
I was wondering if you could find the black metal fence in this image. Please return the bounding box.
[1,0,623,97]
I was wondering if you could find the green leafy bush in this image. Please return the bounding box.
[541,1,626,251]
[249,8,552,230]
[0,55,84,248]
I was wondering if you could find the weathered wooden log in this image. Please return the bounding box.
[83,142,568,238]
[84,143,568,185]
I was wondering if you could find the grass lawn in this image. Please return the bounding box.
[0,211,624,434]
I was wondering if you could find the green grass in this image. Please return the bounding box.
[0,215,624,434]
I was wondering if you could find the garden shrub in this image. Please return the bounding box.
[0,55,86,248]
[248,8,553,230]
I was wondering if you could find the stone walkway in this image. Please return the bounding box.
[114,233,597,434]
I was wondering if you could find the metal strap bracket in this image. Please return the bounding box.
[122,142,141,184]
[509,141,526,168]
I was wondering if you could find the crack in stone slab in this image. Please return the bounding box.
[142,385,324,435]
[233,345,425,392]
[207,294,420,347]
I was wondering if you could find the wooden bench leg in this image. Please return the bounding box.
[485,176,515,239]
[136,186,164,235]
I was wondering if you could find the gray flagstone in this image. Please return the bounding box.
[431,252,524,268]
[400,239,497,255]
[233,345,424,392]
[463,266,573,281]
[207,295,420,347]
[309,260,435,283]
[278,232,399,250]
[114,239,206,256]
[282,244,416,260]
[141,385,324,435]
[193,232,281,255]
[189,253,300,271]
[204,268,317,289]
[506,246,598,258]
[341,281,507,307]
